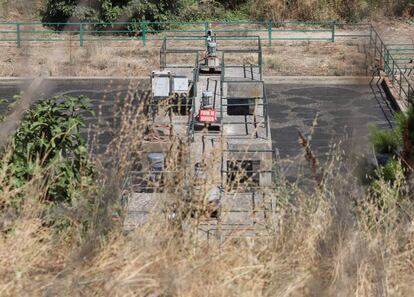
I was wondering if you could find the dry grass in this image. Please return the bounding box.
[251,0,413,21]
[0,0,43,21]
[0,39,369,77]
[0,90,414,297]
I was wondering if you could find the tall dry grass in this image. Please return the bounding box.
[1,87,414,296]
[251,0,413,22]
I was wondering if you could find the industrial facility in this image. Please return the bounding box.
[125,31,275,237]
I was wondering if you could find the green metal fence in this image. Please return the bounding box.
[370,26,414,108]
[0,21,337,48]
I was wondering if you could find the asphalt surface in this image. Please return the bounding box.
[0,80,30,117]
[0,79,392,173]
[267,84,392,158]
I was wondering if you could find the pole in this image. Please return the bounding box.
[16,23,21,48]
[268,21,272,46]
[142,22,147,46]
[204,21,209,47]
[79,23,84,47]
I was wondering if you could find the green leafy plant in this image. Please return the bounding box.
[368,123,400,155]
[381,158,402,182]
[2,95,94,206]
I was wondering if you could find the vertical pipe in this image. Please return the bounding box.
[264,83,268,139]
[79,23,84,47]
[331,21,335,42]
[16,23,20,48]
[369,25,373,46]
[214,80,217,109]
[204,21,209,47]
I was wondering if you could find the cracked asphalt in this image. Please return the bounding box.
[0,79,392,180]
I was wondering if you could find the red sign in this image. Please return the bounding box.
[198,108,217,123]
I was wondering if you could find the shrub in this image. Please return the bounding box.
[368,124,400,155]
[250,0,413,22]
[41,0,184,31]
[381,158,402,182]
[2,96,94,206]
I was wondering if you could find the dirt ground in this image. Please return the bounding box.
[0,38,371,77]
[0,21,412,78]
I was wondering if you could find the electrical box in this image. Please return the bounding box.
[201,91,213,108]
[173,77,189,94]
[152,71,189,98]
[152,71,170,98]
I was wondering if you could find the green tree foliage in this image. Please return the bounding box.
[41,0,252,30]
[41,0,184,30]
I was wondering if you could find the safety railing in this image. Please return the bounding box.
[0,21,337,48]
[370,26,414,108]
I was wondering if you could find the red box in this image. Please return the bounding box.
[198,108,217,123]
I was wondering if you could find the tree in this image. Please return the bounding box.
[41,0,184,30]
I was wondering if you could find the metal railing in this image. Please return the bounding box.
[370,26,414,108]
[0,20,337,48]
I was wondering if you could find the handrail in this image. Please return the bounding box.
[0,20,337,48]
[370,25,414,108]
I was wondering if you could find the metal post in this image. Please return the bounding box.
[142,22,147,46]
[369,25,373,46]
[204,21,209,47]
[16,23,21,48]
[268,21,272,46]
[379,42,383,68]
[331,21,335,42]
[79,23,84,47]
[385,50,389,74]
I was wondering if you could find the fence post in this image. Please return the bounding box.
[204,21,209,47]
[384,49,389,74]
[142,22,147,46]
[331,21,335,42]
[79,23,84,47]
[268,21,272,46]
[16,23,21,48]
[369,25,373,46]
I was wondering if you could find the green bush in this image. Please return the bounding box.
[2,96,94,206]
[368,124,400,155]
[381,158,402,182]
[41,0,184,31]
[40,0,252,31]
